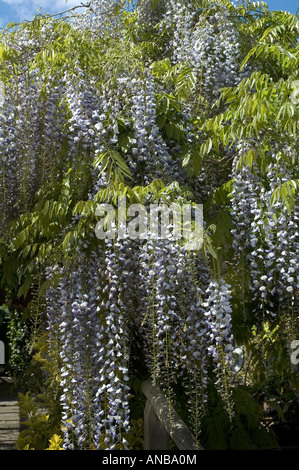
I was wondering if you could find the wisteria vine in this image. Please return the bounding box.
[0,0,298,451]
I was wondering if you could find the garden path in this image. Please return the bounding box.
[0,377,19,450]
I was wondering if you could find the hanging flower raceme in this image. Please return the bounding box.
[74,0,124,36]
[0,71,42,222]
[137,235,216,443]
[45,245,131,450]
[128,71,181,185]
[164,1,249,100]
[203,278,234,419]
[0,84,19,229]
[98,239,131,450]
[231,143,299,340]
[138,238,182,387]
[176,250,210,443]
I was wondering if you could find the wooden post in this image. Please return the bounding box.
[141,380,203,450]
[144,400,170,450]
[0,341,4,365]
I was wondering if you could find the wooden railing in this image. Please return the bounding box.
[0,341,4,366]
[141,380,204,451]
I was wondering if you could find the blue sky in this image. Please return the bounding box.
[266,0,298,13]
[0,0,79,27]
[0,0,298,28]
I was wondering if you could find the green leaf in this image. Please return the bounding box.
[94,150,108,168]
[118,133,130,152]
[270,179,298,211]
[110,150,132,179]
[236,149,256,170]
[200,138,212,156]
[17,276,33,299]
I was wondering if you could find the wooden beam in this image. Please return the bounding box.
[141,380,203,450]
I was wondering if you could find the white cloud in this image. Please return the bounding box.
[1,0,81,23]
[2,0,27,5]
[2,0,77,6]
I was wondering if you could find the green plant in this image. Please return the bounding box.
[15,391,62,450]
[6,309,33,384]
[45,434,64,450]
[200,384,279,450]
[127,419,144,450]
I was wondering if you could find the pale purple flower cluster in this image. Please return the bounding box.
[46,247,131,450]
[137,235,233,435]
[231,144,299,323]
[204,279,234,361]
[165,1,250,99]
[74,0,123,37]
[203,278,234,417]
[128,72,179,185]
